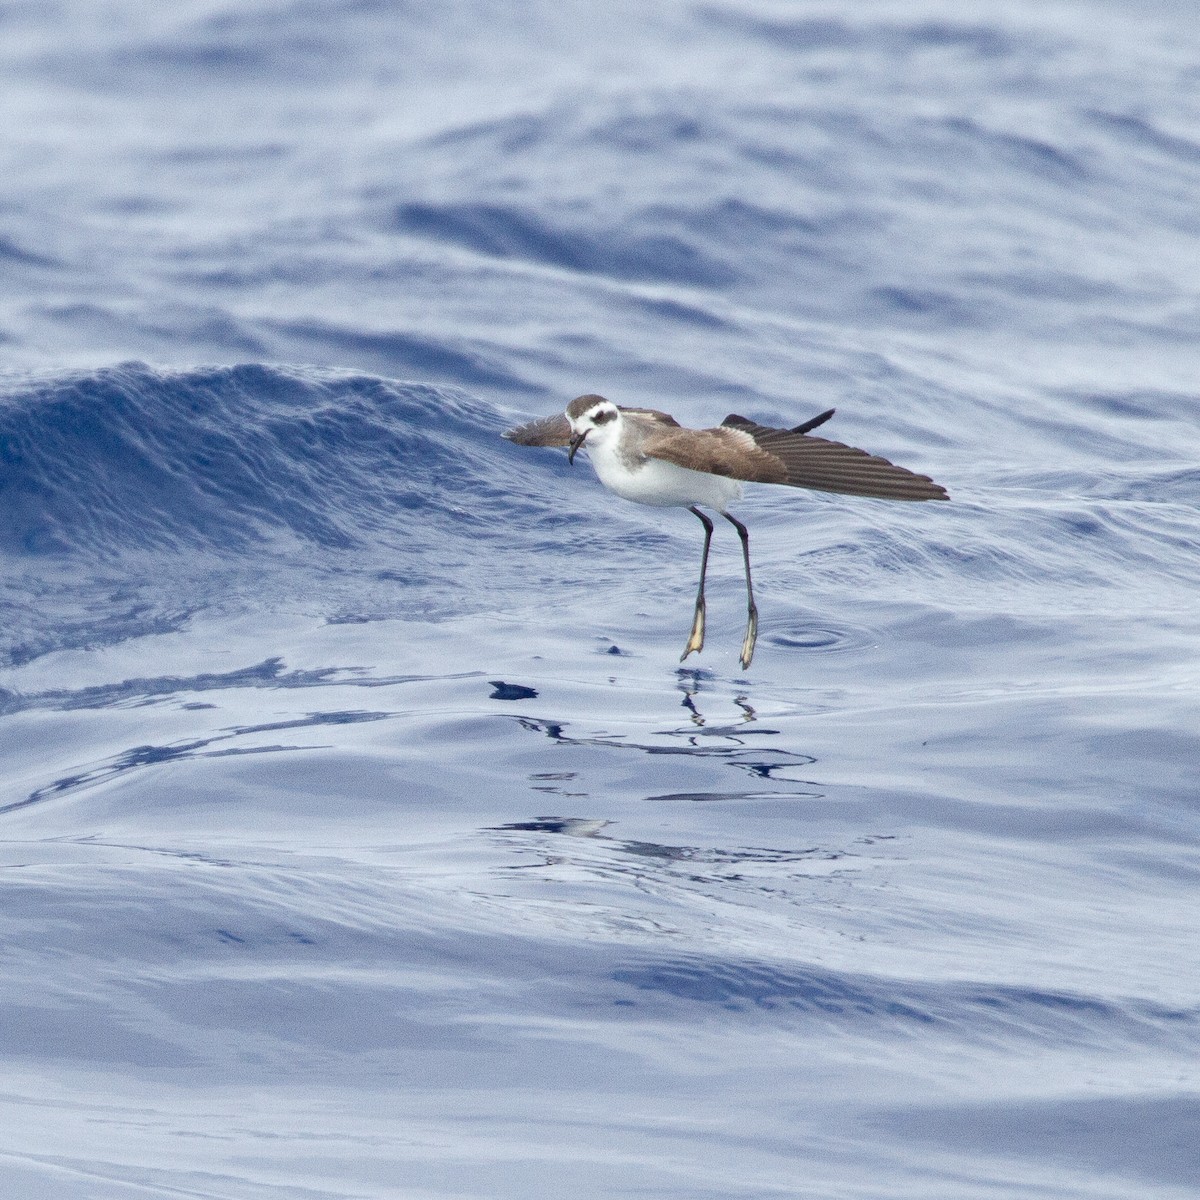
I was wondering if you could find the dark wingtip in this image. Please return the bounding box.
[792,408,835,435]
[723,409,836,435]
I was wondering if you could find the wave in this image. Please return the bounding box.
[0,362,513,557]
[0,362,590,662]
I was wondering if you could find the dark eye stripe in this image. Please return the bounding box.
[592,409,615,425]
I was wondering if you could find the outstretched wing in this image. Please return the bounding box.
[719,413,949,501]
[503,412,573,447]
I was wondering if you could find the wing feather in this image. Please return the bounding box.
[503,412,573,447]
[720,414,949,501]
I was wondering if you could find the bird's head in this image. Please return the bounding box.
[564,394,621,464]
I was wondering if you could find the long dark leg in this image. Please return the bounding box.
[723,512,758,670]
[681,505,714,661]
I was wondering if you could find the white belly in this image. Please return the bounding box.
[588,449,742,511]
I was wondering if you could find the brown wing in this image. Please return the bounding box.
[721,414,949,501]
[617,405,682,428]
[641,424,789,483]
[503,412,573,447]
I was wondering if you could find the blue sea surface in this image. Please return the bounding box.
[2,1,1200,1196]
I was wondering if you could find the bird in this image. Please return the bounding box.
[504,394,948,669]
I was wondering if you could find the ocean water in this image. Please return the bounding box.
[2,1,1199,1196]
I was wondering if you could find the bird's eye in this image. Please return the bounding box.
[592,408,615,425]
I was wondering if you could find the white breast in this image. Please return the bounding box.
[587,444,743,511]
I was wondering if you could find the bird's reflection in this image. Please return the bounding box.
[510,712,815,783]
[676,667,756,728]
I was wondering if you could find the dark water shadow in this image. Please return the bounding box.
[493,813,845,865]
[611,954,1200,1046]
[0,709,395,816]
[0,657,484,717]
